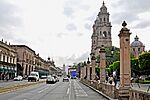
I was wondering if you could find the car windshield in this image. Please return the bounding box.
[30,73,36,76]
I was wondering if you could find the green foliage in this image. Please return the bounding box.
[138,52,150,75]
[105,46,120,66]
[131,58,140,76]
[108,64,113,74]
[95,66,100,75]
[112,61,120,71]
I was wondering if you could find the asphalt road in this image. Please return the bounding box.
[0,79,108,100]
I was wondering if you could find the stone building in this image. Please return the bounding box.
[11,45,36,77]
[91,1,112,57]
[0,39,17,80]
[11,45,55,78]
[131,35,145,58]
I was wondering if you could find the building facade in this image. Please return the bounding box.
[131,35,145,58]
[11,45,36,77]
[0,40,17,80]
[91,1,112,57]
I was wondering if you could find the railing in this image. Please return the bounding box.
[129,89,150,100]
[80,79,118,99]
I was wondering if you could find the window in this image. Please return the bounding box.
[138,48,140,51]
[93,40,95,44]
[133,48,135,51]
[104,18,105,22]
[103,31,107,37]
[3,55,5,62]
[7,57,9,62]
[100,18,102,22]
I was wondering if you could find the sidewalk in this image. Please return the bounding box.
[131,83,150,93]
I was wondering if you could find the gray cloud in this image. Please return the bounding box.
[133,21,150,29]
[111,12,139,24]
[84,23,91,30]
[111,0,150,24]
[66,23,77,31]
[0,0,23,42]
[63,6,74,17]
[112,0,150,13]
[63,0,90,18]
[56,51,90,66]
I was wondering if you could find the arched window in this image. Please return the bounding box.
[103,31,107,37]
[104,18,105,22]
[93,40,95,44]
[100,31,102,35]
[108,31,111,35]
[107,18,109,22]
[100,18,102,22]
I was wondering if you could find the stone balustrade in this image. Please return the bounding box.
[80,79,150,99]
[80,79,118,99]
[129,89,150,100]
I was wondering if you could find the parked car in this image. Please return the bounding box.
[28,71,39,82]
[13,75,23,81]
[63,76,69,82]
[46,76,56,84]
[53,75,59,82]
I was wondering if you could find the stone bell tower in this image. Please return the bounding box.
[91,1,112,57]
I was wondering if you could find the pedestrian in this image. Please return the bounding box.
[108,75,113,84]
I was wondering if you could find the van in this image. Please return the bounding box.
[28,72,39,82]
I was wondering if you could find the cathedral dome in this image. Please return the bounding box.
[131,35,144,47]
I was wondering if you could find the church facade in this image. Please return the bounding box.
[91,2,112,57]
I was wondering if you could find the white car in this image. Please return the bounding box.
[13,75,23,81]
[28,72,39,82]
[63,76,69,82]
[46,76,56,84]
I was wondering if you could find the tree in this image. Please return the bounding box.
[131,58,140,76]
[138,52,150,75]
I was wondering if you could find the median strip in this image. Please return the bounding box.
[0,80,45,94]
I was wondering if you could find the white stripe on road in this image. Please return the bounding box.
[38,87,48,93]
[38,84,55,93]
[67,88,70,94]
[74,80,88,96]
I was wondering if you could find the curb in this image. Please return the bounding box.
[80,81,118,100]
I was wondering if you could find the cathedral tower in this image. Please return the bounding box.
[91,1,112,56]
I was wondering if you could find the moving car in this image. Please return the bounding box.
[46,75,56,84]
[63,76,69,82]
[13,75,23,81]
[28,71,39,82]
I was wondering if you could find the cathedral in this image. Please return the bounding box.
[91,1,112,57]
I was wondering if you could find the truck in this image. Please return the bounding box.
[28,71,39,82]
[71,70,77,79]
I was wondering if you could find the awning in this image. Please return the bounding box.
[0,68,4,72]
[35,70,49,75]
[3,68,8,72]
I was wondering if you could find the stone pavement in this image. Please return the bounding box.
[114,81,150,93]
[131,83,150,93]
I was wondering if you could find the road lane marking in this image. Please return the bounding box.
[67,88,70,94]
[74,80,88,96]
[38,87,48,93]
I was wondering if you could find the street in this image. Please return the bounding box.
[0,79,108,100]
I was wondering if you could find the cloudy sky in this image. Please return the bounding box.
[0,0,150,67]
